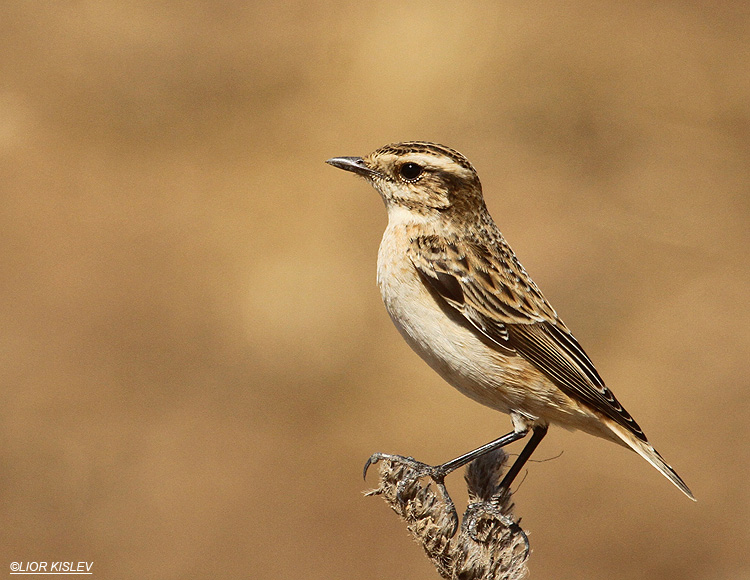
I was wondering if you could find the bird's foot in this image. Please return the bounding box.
[365,453,453,503]
[364,452,458,537]
[363,452,447,482]
[463,500,530,559]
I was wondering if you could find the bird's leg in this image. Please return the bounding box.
[364,427,530,487]
[436,428,530,475]
[496,424,548,493]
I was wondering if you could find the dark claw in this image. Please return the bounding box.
[363,453,382,480]
[509,519,530,560]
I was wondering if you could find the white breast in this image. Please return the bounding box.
[375,218,523,414]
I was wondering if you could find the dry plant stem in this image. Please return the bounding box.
[365,449,529,580]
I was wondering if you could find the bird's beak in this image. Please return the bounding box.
[326,156,380,179]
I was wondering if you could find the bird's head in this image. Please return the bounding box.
[327,141,485,219]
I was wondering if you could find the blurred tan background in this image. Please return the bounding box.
[1,2,749,579]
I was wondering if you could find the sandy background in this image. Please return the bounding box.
[1,2,749,579]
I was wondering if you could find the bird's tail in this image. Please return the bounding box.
[603,418,696,501]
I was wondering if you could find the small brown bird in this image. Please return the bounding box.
[327,141,694,500]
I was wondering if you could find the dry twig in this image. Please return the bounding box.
[365,449,529,580]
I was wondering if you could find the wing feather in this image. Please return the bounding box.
[408,234,646,441]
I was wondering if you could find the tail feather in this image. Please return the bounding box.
[603,418,696,501]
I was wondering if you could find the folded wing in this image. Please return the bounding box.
[408,234,647,442]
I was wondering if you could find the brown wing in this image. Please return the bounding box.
[408,234,646,441]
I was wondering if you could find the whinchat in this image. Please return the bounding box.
[327,141,694,501]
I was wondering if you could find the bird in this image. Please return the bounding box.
[326,141,694,501]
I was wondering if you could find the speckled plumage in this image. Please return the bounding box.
[327,141,694,500]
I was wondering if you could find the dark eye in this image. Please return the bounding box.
[399,162,423,181]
